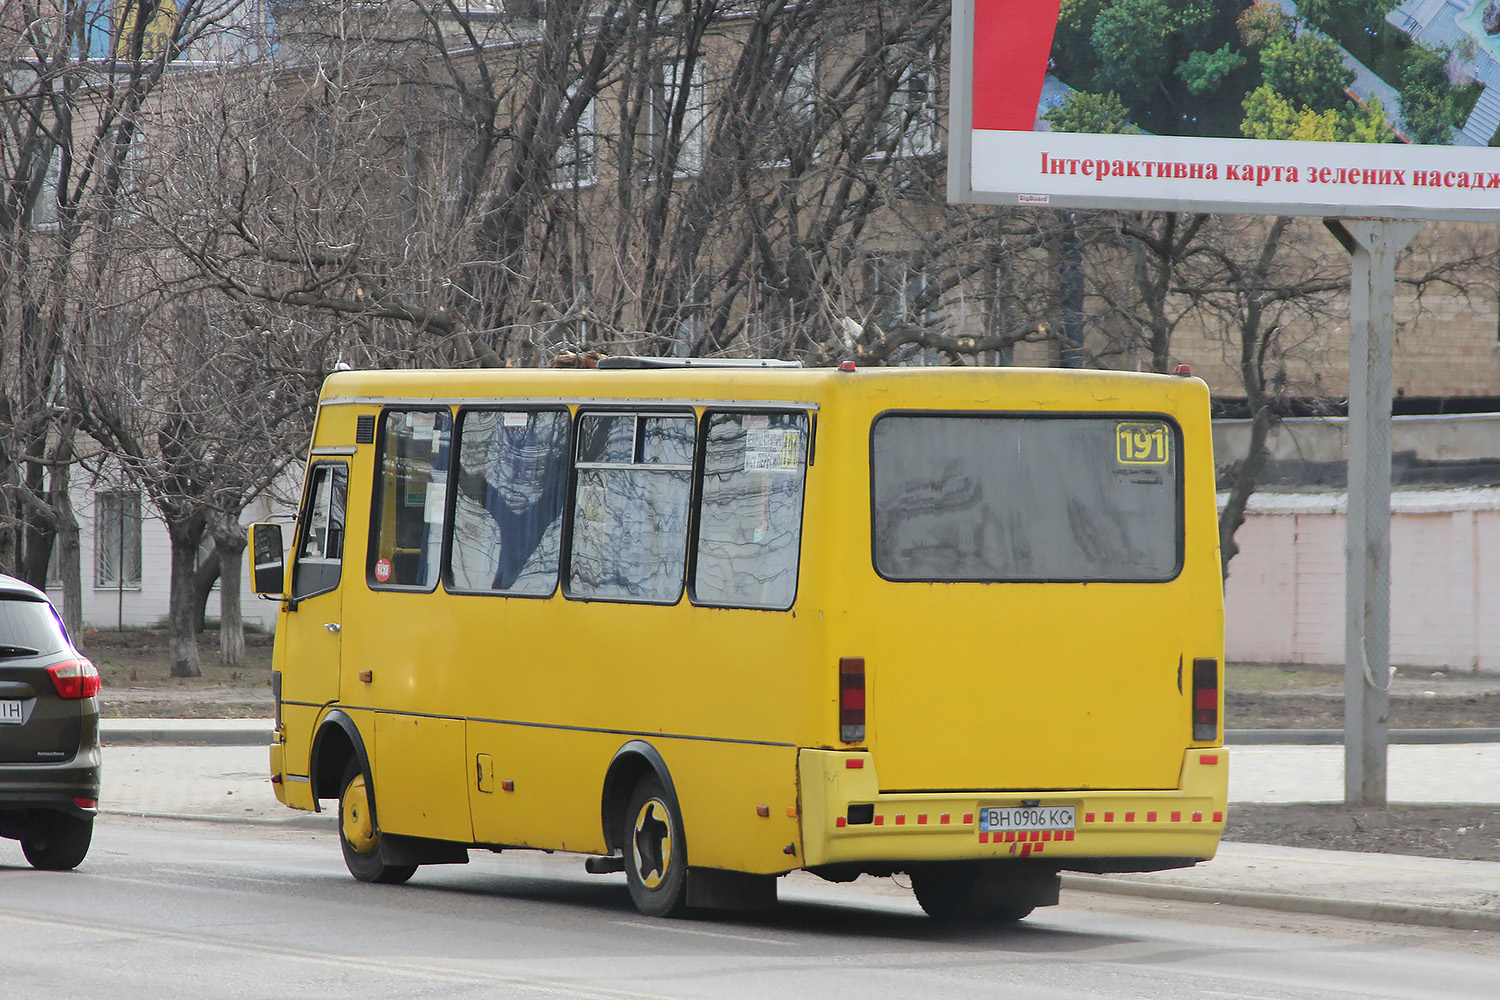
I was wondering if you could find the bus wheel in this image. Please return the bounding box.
[910,862,1034,923]
[623,775,688,917]
[338,762,416,885]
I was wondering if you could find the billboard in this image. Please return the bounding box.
[949,0,1500,220]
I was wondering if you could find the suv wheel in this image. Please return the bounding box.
[21,811,93,871]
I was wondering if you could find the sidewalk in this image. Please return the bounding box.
[96,725,1500,931]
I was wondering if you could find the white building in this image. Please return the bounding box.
[47,476,290,633]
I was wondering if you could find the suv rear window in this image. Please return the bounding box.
[871,414,1182,582]
[0,597,70,656]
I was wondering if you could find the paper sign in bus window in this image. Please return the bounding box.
[1116,422,1170,466]
[745,428,801,473]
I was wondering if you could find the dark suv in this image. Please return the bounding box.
[0,574,100,870]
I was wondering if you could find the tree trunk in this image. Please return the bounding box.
[215,525,248,667]
[192,545,221,634]
[52,463,84,638]
[20,431,55,589]
[167,517,207,678]
[1218,398,1278,581]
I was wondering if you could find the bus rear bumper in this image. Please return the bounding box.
[797,748,1227,872]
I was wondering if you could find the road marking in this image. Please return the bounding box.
[0,909,673,999]
[606,918,794,946]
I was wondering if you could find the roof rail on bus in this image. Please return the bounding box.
[594,356,803,370]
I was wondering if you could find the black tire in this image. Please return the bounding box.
[623,774,688,917]
[21,812,93,871]
[910,862,1034,924]
[338,762,416,885]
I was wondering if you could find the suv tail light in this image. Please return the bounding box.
[48,659,101,700]
[1192,657,1218,741]
[839,657,865,743]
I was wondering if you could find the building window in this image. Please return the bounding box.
[95,490,142,589]
[651,57,708,175]
[555,91,598,188]
[865,256,935,323]
[29,144,62,231]
[877,40,941,158]
[762,57,819,167]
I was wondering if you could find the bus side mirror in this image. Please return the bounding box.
[250,523,286,598]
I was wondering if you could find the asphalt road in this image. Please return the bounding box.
[3,816,1499,1000]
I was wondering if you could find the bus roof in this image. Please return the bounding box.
[318,364,1210,411]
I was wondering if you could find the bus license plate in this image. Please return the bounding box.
[0,700,23,724]
[979,806,1075,833]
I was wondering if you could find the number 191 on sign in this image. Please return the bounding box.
[1116,422,1170,465]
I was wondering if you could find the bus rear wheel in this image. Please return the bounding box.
[623,775,688,917]
[338,762,416,885]
[910,862,1035,923]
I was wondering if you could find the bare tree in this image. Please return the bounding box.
[1177,216,1349,577]
[0,0,254,619]
[74,294,318,675]
[148,1,1014,369]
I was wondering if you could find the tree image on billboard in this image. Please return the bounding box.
[953,0,1500,219]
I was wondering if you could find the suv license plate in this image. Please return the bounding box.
[979,806,1075,833]
[0,699,24,724]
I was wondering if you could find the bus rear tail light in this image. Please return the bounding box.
[1192,657,1218,741]
[48,659,101,700]
[839,657,865,743]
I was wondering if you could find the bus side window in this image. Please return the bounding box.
[370,409,453,589]
[291,464,348,602]
[568,411,694,603]
[693,411,808,609]
[448,409,569,595]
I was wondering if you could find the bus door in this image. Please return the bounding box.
[281,462,349,769]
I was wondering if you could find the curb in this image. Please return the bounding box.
[102,807,334,831]
[101,720,271,747]
[1063,874,1500,932]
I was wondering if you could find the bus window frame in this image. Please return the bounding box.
[867,409,1187,585]
[686,407,811,612]
[289,461,349,603]
[563,406,697,607]
[443,404,573,600]
[366,405,455,594]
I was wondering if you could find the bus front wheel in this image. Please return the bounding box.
[338,762,416,886]
[623,775,688,917]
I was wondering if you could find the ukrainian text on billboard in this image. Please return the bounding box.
[962,0,1500,218]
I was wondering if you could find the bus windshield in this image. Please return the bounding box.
[870,414,1181,583]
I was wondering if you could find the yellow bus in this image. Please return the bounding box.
[251,360,1227,922]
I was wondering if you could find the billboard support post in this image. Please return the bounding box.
[1323,218,1421,809]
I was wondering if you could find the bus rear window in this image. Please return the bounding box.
[871,414,1181,582]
